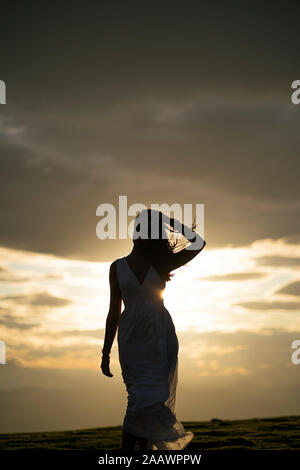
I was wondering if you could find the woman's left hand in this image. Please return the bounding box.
[101,354,113,378]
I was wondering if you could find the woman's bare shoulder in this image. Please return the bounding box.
[109,257,124,275]
[108,259,122,293]
[110,257,123,266]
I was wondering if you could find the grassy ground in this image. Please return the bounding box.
[0,415,300,451]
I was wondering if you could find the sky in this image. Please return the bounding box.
[1,2,300,433]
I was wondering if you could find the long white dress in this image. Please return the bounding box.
[116,256,194,450]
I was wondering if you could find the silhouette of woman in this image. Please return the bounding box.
[101,208,206,450]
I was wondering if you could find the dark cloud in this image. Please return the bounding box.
[199,272,267,281]
[1,3,300,261]
[1,291,72,307]
[282,234,300,245]
[276,281,300,297]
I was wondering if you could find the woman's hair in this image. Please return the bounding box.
[133,208,196,283]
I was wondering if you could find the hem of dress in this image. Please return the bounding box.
[145,431,194,451]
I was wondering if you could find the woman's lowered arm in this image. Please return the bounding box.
[101,261,122,378]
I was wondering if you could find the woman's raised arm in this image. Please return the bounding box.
[162,216,206,272]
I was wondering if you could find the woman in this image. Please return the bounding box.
[101,208,206,450]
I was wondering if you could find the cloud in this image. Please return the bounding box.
[234,301,300,311]
[0,4,300,261]
[276,281,300,297]
[199,272,267,281]
[51,328,103,338]
[254,256,300,268]
[0,265,31,283]
[0,265,64,283]
[1,291,72,307]
[197,365,251,377]
[282,234,300,245]
[0,313,38,330]
[42,273,64,280]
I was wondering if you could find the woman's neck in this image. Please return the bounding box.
[129,244,149,260]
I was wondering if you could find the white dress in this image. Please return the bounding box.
[116,256,194,450]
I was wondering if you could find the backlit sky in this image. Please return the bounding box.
[1,2,300,433]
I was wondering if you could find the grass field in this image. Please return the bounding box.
[0,415,300,451]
